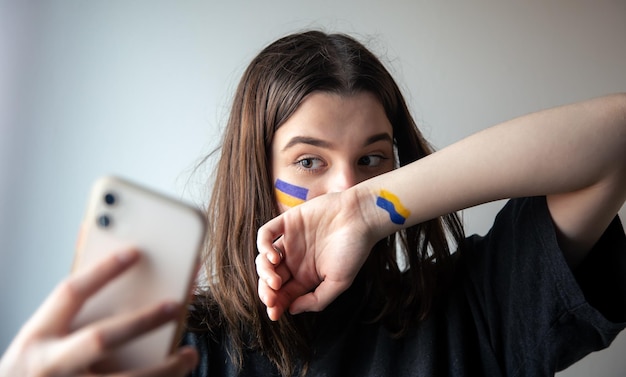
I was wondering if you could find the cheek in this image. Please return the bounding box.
[273,178,329,213]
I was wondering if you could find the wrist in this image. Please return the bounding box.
[350,184,402,243]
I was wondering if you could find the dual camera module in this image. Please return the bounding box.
[97,192,117,228]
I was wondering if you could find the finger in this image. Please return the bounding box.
[45,301,182,375]
[265,279,312,321]
[256,216,285,258]
[28,249,141,336]
[267,305,285,322]
[258,278,277,307]
[289,280,350,315]
[269,237,285,265]
[257,260,292,305]
[274,263,291,289]
[255,253,283,290]
[118,346,199,377]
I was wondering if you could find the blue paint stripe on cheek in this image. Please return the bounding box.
[275,179,308,200]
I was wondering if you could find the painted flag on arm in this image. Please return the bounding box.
[376,189,410,225]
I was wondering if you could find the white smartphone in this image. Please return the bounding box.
[71,176,206,373]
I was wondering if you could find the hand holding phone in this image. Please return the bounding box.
[71,176,206,373]
[0,249,199,377]
[0,176,204,376]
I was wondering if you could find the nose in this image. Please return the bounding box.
[327,165,359,193]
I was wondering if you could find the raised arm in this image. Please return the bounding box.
[256,93,626,320]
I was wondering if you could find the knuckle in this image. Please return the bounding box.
[84,327,108,353]
[31,365,52,377]
[55,278,83,303]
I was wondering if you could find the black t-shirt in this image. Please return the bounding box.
[182,197,626,376]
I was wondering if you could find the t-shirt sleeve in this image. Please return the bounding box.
[461,196,626,374]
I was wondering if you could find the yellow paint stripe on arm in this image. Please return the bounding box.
[379,189,411,219]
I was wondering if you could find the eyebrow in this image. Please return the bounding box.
[282,136,331,151]
[365,133,394,146]
[281,132,393,152]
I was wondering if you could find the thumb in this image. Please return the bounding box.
[288,280,350,315]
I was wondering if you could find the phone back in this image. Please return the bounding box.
[72,176,206,372]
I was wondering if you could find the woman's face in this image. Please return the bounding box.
[271,91,394,213]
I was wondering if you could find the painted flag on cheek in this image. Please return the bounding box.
[376,189,410,225]
[275,179,309,207]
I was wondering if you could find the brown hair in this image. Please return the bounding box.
[192,30,464,376]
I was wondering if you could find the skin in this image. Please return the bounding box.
[0,90,393,376]
[270,91,395,211]
[257,93,626,321]
[4,90,624,371]
[258,91,396,312]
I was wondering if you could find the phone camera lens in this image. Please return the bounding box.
[97,214,112,228]
[104,192,116,206]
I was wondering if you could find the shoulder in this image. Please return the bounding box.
[457,196,626,371]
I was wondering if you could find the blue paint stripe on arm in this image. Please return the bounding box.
[376,197,406,225]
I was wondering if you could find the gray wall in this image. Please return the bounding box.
[1,1,625,376]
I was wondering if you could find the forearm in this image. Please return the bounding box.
[256,94,626,319]
[355,94,626,244]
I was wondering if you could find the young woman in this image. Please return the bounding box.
[182,30,465,377]
[1,30,625,377]
[184,31,626,376]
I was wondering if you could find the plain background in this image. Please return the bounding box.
[1,1,625,375]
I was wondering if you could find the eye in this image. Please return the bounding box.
[296,157,325,171]
[358,155,386,167]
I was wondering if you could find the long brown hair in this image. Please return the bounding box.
[193,30,464,376]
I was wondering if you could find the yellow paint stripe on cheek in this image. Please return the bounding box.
[275,189,306,207]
